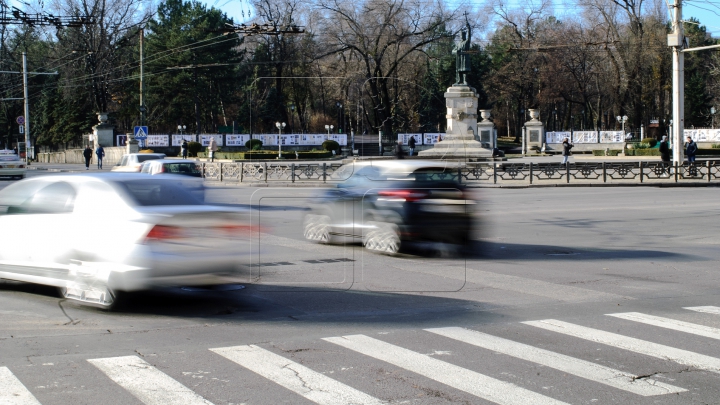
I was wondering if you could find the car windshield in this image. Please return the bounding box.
[113,179,202,206]
[137,155,164,163]
[162,163,202,176]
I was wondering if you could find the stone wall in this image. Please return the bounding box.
[37,147,126,165]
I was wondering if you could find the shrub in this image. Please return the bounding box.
[187,141,202,157]
[712,144,720,149]
[322,140,340,153]
[631,142,648,149]
[641,138,658,147]
[245,138,263,150]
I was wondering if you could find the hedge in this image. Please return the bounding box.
[592,149,622,156]
[197,151,333,159]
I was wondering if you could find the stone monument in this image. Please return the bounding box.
[524,109,544,154]
[126,132,139,154]
[93,113,114,149]
[419,19,493,159]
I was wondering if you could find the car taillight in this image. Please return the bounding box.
[145,225,184,241]
[377,189,428,202]
[160,165,166,173]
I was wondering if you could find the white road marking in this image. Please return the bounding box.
[684,306,720,315]
[323,334,569,405]
[0,367,42,405]
[87,355,214,405]
[524,319,720,372]
[608,312,720,340]
[426,326,685,396]
[210,345,384,405]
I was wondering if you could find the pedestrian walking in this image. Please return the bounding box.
[561,137,573,165]
[208,137,218,162]
[181,140,188,159]
[394,140,406,159]
[408,136,416,156]
[95,144,105,169]
[83,146,92,170]
[685,136,698,163]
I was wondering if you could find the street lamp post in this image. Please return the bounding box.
[325,124,334,135]
[712,107,716,129]
[289,104,295,133]
[617,115,629,154]
[177,125,186,136]
[275,121,286,159]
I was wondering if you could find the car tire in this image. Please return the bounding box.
[364,222,401,254]
[303,214,332,244]
[58,286,126,311]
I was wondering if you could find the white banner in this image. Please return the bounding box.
[397,133,422,145]
[225,134,251,146]
[572,131,598,143]
[685,129,720,142]
[172,135,194,146]
[599,131,624,143]
[299,134,326,145]
[200,134,223,146]
[255,134,277,146]
[328,134,348,146]
[146,135,169,147]
[423,133,443,145]
[545,131,572,144]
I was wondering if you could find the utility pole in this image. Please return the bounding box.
[139,28,146,127]
[22,52,30,162]
[669,0,684,164]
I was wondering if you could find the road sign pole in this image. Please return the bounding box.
[22,53,30,163]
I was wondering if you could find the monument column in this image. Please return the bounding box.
[93,113,114,148]
[524,109,544,154]
[477,110,495,149]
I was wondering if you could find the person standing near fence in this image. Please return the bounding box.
[561,138,573,165]
[659,135,671,176]
[685,136,698,163]
[181,140,188,159]
[95,144,105,169]
[408,136,416,156]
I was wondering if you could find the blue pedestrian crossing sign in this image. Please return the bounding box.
[134,126,149,140]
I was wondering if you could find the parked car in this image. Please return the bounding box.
[0,173,255,308]
[112,153,166,172]
[303,160,475,254]
[0,149,26,180]
[140,159,202,177]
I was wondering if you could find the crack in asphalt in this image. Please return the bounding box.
[58,299,80,325]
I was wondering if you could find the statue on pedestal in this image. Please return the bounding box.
[452,18,472,86]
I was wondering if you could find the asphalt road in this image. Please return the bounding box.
[2,172,720,404]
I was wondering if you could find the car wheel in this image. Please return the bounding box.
[364,222,401,254]
[58,285,124,311]
[303,214,332,243]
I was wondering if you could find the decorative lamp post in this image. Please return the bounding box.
[325,124,334,135]
[275,121,286,159]
[336,102,343,133]
[617,115,629,154]
[712,107,716,129]
[177,125,186,135]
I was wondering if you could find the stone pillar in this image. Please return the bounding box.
[418,85,491,158]
[477,110,495,149]
[93,112,114,149]
[126,132,139,154]
[524,109,544,154]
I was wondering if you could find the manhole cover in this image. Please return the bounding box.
[181,284,246,292]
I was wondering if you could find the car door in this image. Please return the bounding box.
[0,181,78,286]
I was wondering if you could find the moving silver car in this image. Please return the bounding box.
[0,173,254,307]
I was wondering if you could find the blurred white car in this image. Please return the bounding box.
[140,159,202,177]
[0,150,25,179]
[112,153,166,172]
[0,173,255,308]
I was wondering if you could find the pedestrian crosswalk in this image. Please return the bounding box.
[5,305,720,404]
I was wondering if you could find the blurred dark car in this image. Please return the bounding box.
[303,161,475,254]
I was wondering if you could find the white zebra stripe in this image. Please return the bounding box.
[608,312,720,340]
[524,319,720,372]
[323,334,569,405]
[426,326,685,396]
[0,367,41,405]
[87,356,214,405]
[210,345,384,405]
[684,306,720,315]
